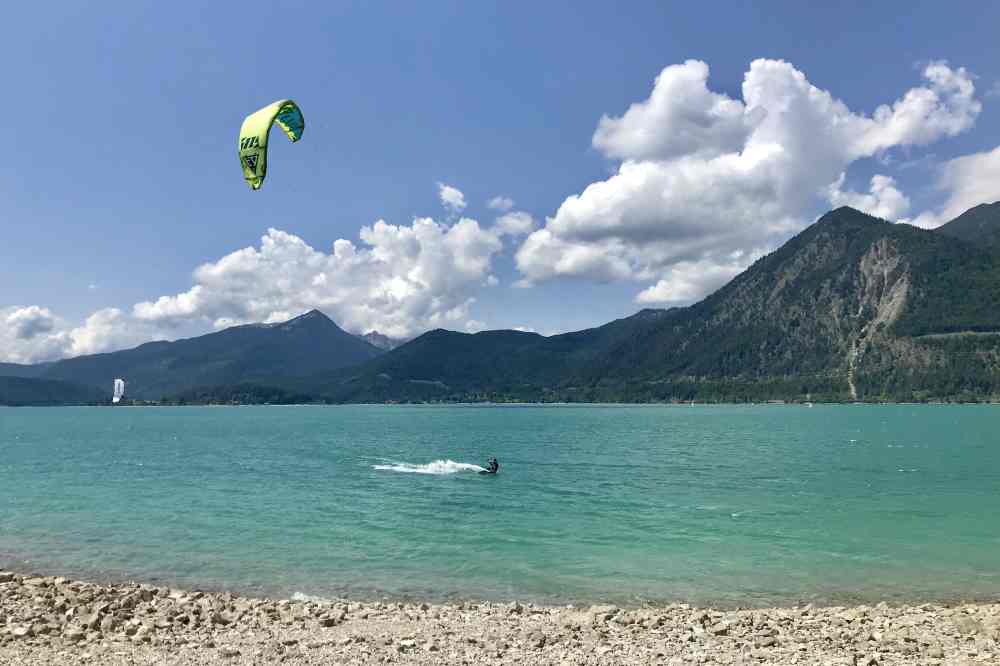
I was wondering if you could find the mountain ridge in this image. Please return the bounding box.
[936,201,1000,248]
[3,308,383,400]
[5,204,1000,405]
[282,205,1000,403]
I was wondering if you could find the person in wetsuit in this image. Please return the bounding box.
[486,457,499,473]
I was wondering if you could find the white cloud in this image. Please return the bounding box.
[636,253,761,304]
[132,217,503,340]
[1,212,511,363]
[67,308,162,357]
[6,306,56,340]
[438,182,467,215]
[826,173,911,221]
[904,145,1000,229]
[0,305,171,363]
[517,58,981,302]
[494,211,536,237]
[0,306,67,363]
[593,59,756,162]
[487,195,514,211]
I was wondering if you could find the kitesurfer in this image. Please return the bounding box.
[486,457,499,473]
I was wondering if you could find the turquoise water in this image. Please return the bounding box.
[1,405,999,606]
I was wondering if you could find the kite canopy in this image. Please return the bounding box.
[238,100,304,190]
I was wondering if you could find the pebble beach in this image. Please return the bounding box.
[2,570,999,665]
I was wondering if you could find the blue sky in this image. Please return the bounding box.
[2,1,1000,362]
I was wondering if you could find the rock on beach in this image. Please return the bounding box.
[1,569,999,664]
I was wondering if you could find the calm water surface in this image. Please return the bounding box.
[1,404,998,606]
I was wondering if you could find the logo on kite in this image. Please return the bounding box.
[237,100,304,191]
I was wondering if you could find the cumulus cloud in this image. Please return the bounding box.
[438,182,467,215]
[0,306,159,363]
[6,306,56,340]
[487,195,514,211]
[2,195,513,362]
[905,145,1000,229]
[0,307,66,363]
[68,308,162,356]
[593,59,756,162]
[132,217,503,340]
[826,174,911,221]
[494,211,536,237]
[517,58,981,301]
[636,252,761,304]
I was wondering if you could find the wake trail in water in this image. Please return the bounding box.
[373,459,486,475]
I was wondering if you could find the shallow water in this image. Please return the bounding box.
[1,404,999,606]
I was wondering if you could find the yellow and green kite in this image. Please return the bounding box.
[238,100,305,190]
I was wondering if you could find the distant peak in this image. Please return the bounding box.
[815,206,887,228]
[288,309,331,323]
[276,309,342,331]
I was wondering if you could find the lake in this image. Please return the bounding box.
[1,404,998,607]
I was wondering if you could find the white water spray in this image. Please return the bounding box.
[373,459,486,475]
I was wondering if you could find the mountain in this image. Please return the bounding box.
[0,376,103,406]
[935,201,1000,248]
[0,362,48,378]
[292,207,1000,403]
[9,310,383,401]
[359,331,409,351]
[586,207,1000,401]
[8,205,1000,405]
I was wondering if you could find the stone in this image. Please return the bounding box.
[210,611,231,626]
[64,628,86,642]
[953,615,984,635]
[397,638,417,652]
[927,644,945,658]
[0,572,14,583]
[589,605,619,622]
[219,646,240,657]
[11,626,34,639]
[710,621,731,636]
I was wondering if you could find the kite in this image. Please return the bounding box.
[238,100,304,190]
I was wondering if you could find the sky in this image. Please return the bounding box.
[3,1,1000,363]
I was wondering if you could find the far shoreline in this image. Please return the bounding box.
[7,400,1000,408]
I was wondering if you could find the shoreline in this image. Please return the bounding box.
[2,570,998,665]
[9,401,1000,408]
